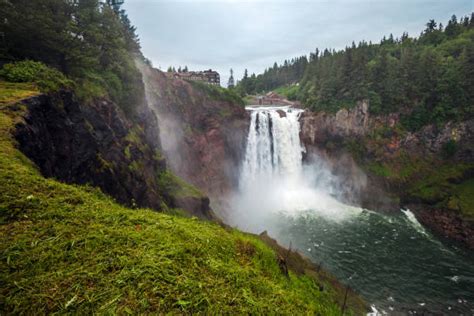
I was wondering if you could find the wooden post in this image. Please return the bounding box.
[341,285,349,316]
[285,241,292,262]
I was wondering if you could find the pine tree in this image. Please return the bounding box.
[227,68,235,88]
[426,19,437,32]
[445,15,459,37]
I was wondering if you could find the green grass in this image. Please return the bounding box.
[0,98,357,314]
[188,81,244,106]
[407,163,474,218]
[158,170,205,199]
[366,162,394,178]
[448,178,474,219]
[0,81,39,105]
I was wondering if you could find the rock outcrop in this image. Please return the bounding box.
[410,205,474,248]
[299,101,399,211]
[300,100,370,144]
[299,101,474,248]
[402,119,474,161]
[14,91,213,219]
[140,66,249,218]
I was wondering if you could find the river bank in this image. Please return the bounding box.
[299,101,474,249]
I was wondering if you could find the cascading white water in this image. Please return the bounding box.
[231,105,361,233]
[240,106,305,190]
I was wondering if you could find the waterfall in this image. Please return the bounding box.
[240,106,305,191]
[231,105,361,233]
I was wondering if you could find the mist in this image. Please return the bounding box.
[228,106,363,235]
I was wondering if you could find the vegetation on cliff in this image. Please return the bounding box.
[299,14,474,127]
[234,57,307,97]
[189,81,244,107]
[362,149,474,219]
[0,93,357,314]
[0,60,72,93]
[237,14,474,131]
[0,82,39,104]
[0,0,208,216]
[0,0,144,114]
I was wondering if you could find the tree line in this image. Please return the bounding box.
[167,66,189,73]
[236,14,474,130]
[0,0,145,114]
[234,56,308,96]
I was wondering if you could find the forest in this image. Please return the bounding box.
[236,14,474,131]
[235,56,308,96]
[0,0,145,114]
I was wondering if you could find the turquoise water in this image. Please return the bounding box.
[270,209,474,314]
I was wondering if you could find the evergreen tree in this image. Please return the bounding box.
[1,0,144,114]
[445,15,459,37]
[227,68,235,88]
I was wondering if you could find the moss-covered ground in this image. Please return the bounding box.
[0,91,357,313]
[407,163,474,219]
[188,80,244,107]
[360,141,474,220]
[0,81,39,105]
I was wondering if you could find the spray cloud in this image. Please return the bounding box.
[229,106,362,234]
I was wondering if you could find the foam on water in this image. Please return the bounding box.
[401,209,428,236]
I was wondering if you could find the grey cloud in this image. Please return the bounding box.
[125,0,473,85]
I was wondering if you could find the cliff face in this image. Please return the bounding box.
[301,101,474,163]
[300,102,474,248]
[13,91,213,219]
[299,101,399,211]
[140,66,249,218]
[300,100,371,143]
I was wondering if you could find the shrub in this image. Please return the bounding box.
[189,81,244,106]
[442,139,458,158]
[0,60,72,92]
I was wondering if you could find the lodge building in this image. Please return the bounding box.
[166,69,220,86]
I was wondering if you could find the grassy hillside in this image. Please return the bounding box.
[0,92,361,314]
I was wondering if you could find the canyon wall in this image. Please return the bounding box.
[140,66,249,218]
[299,101,474,248]
[14,91,213,219]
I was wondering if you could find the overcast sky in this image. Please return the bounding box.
[123,0,473,86]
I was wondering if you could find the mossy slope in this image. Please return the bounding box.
[0,95,354,314]
[0,82,39,105]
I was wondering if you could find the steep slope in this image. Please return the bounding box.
[0,88,365,315]
[140,66,249,217]
[9,86,212,219]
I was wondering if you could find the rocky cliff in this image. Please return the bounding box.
[300,101,474,248]
[140,66,249,218]
[13,90,213,219]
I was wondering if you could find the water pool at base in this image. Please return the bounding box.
[233,106,474,314]
[269,209,474,314]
